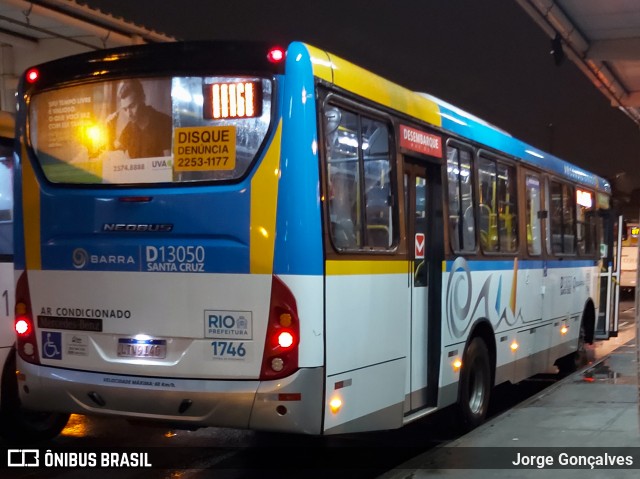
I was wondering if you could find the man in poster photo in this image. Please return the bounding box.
[108,79,172,159]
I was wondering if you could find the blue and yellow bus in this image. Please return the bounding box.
[13,41,612,435]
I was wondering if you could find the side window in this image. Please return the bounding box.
[525,175,542,255]
[549,180,576,254]
[477,154,518,253]
[0,138,13,256]
[576,188,596,256]
[446,144,475,252]
[324,105,394,251]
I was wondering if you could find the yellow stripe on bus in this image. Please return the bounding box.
[304,44,333,83]
[22,143,41,270]
[305,44,442,128]
[250,121,282,274]
[326,260,407,276]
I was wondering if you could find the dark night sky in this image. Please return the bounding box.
[80,0,640,195]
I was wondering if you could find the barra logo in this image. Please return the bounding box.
[72,248,88,269]
[8,449,39,467]
[72,248,135,269]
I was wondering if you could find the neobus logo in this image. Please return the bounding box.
[103,223,173,232]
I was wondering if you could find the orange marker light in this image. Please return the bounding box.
[452,358,462,371]
[329,397,342,414]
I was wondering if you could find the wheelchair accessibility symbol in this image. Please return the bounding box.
[42,331,62,360]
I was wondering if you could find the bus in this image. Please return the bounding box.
[13,41,613,435]
[0,112,69,441]
[620,222,638,293]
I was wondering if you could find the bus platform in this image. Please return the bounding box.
[381,325,639,478]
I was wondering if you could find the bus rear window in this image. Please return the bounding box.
[29,76,272,185]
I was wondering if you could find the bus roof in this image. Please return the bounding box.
[302,42,611,194]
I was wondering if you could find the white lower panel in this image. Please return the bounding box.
[324,357,406,433]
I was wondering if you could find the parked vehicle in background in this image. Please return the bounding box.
[0,111,69,442]
[620,222,638,294]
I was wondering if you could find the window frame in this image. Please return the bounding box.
[445,139,477,254]
[575,186,597,257]
[524,173,543,257]
[547,178,577,256]
[321,96,398,254]
[475,151,518,255]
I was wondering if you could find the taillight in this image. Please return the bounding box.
[25,68,39,83]
[260,276,299,380]
[15,318,31,335]
[15,272,40,364]
[266,46,285,64]
[277,331,295,348]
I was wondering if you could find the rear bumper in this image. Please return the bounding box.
[17,360,324,434]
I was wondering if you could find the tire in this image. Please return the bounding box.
[457,337,492,430]
[0,349,70,443]
[557,321,587,376]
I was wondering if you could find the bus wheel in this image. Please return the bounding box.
[557,321,587,376]
[0,350,70,442]
[457,337,492,430]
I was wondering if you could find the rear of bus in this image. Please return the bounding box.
[14,42,326,434]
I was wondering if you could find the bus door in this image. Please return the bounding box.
[403,159,443,413]
[519,171,547,377]
[596,212,622,339]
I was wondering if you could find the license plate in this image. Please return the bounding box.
[117,338,166,359]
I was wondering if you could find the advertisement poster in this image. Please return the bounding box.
[31,78,173,184]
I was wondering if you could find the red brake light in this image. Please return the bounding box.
[26,68,39,83]
[260,275,299,380]
[277,331,295,349]
[15,272,40,365]
[15,318,31,336]
[266,46,285,63]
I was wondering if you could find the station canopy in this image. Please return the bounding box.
[517,0,640,126]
